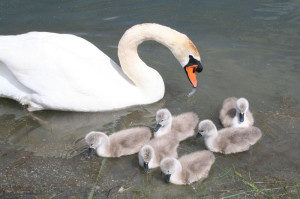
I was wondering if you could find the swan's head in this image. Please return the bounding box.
[196,120,217,139]
[119,23,203,89]
[85,131,105,157]
[138,145,155,172]
[183,55,203,88]
[154,109,172,134]
[174,35,203,88]
[160,157,181,183]
[236,98,249,122]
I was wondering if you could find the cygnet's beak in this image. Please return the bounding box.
[239,113,245,122]
[165,174,171,183]
[88,147,95,157]
[143,162,149,172]
[195,131,203,139]
[154,124,162,132]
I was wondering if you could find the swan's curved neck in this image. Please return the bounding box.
[117,23,189,102]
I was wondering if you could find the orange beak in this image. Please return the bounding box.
[185,65,198,88]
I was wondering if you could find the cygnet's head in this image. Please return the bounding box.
[154,109,172,133]
[85,131,105,157]
[236,98,249,122]
[160,157,180,183]
[195,120,217,139]
[138,145,154,172]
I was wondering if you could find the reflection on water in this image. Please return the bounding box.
[0,98,165,158]
[0,0,299,197]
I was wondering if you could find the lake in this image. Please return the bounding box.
[0,0,299,198]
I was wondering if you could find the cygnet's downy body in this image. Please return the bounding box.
[219,97,254,128]
[160,150,215,185]
[196,120,262,154]
[154,108,199,141]
[85,127,151,157]
[138,134,179,172]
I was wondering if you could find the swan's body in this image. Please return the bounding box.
[154,109,199,141]
[197,120,262,154]
[0,23,203,112]
[138,134,179,172]
[219,97,254,128]
[85,127,151,157]
[160,151,215,185]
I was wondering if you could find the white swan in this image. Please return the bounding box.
[0,23,203,112]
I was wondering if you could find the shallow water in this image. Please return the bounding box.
[0,0,299,198]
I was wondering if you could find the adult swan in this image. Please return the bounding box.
[0,23,203,112]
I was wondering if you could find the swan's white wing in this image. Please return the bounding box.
[0,32,133,95]
[0,32,141,110]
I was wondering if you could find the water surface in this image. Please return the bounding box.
[0,0,299,198]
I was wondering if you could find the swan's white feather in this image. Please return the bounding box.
[0,32,139,111]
